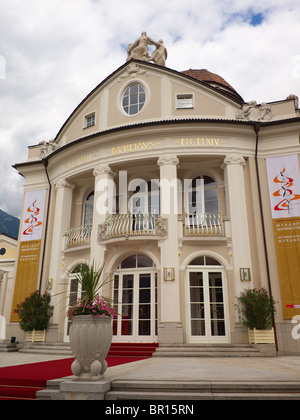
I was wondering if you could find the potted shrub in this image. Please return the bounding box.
[67,261,117,381]
[14,290,54,342]
[235,287,276,344]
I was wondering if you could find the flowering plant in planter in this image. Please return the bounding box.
[14,290,54,332]
[67,261,117,319]
[235,287,276,330]
[67,296,117,319]
[67,261,117,381]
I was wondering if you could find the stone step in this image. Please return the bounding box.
[0,343,18,353]
[19,343,73,356]
[104,380,300,400]
[153,344,262,357]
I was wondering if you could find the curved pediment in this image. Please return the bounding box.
[54,60,245,148]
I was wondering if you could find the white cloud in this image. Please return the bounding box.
[0,0,300,217]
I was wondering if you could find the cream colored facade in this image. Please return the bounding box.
[8,59,300,353]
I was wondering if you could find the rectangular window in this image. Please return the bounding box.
[177,94,194,109]
[84,113,95,128]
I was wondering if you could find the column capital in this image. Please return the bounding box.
[223,154,246,167]
[93,164,115,178]
[55,179,75,191]
[157,154,179,166]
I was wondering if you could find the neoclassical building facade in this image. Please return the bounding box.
[7,42,300,353]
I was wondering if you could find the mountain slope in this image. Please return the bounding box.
[0,210,20,239]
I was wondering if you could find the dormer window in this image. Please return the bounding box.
[177,94,194,109]
[84,113,95,128]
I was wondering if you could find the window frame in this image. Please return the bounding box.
[121,83,146,116]
[176,94,194,109]
[84,112,95,129]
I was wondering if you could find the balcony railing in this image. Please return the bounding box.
[103,213,157,240]
[184,213,224,237]
[64,213,225,249]
[65,224,92,249]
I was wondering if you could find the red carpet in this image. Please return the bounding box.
[0,343,158,400]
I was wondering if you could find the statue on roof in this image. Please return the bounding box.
[127,32,168,67]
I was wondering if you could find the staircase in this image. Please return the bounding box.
[18,342,158,358]
[0,342,18,353]
[104,379,300,400]
[153,344,266,357]
[18,342,272,357]
[19,342,73,356]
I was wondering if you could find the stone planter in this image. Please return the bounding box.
[25,329,46,342]
[69,315,113,381]
[248,327,275,344]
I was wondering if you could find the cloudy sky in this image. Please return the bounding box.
[1,0,300,218]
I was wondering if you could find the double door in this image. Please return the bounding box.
[113,270,158,342]
[187,268,229,343]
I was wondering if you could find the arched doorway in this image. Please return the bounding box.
[113,254,158,343]
[186,256,230,343]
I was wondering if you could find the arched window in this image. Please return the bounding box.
[83,192,94,225]
[128,180,160,215]
[189,256,221,266]
[186,176,218,214]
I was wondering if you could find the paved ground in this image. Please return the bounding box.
[1,352,300,382]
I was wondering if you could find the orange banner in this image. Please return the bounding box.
[10,240,42,322]
[272,218,300,318]
[266,155,300,319]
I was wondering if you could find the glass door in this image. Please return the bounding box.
[113,271,158,342]
[187,268,229,343]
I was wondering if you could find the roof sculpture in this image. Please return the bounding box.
[126,32,168,67]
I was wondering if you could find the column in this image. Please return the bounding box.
[157,155,183,344]
[91,165,116,267]
[223,154,253,295]
[48,179,74,324]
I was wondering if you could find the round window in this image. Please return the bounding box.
[0,248,6,256]
[122,83,146,115]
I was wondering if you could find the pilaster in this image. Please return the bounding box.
[91,165,116,266]
[223,154,253,296]
[157,155,183,343]
[48,179,74,324]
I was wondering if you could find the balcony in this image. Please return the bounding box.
[184,213,225,237]
[64,212,225,250]
[99,214,165,241]
[65,224,92,249]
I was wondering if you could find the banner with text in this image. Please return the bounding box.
[10,190,46,322]
[266,155,300,319]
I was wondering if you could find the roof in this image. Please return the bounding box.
[181,69,241,101]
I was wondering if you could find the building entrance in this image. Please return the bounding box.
[113,254,158,343]
[186,256,230,343]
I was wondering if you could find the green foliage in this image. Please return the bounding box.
[235,287,276,330]
[14,290,54,332]
[67,261,116,319]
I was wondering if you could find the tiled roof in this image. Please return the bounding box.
[181,69,236,92]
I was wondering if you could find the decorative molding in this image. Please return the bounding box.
[157,155,179,166]
[118,63,149,81]
[98,223,107,242]
[93,165,115,178]
[55,179,75,191]
[236,101,273,121]
[223,154,246,167]
[155,217,168,237]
